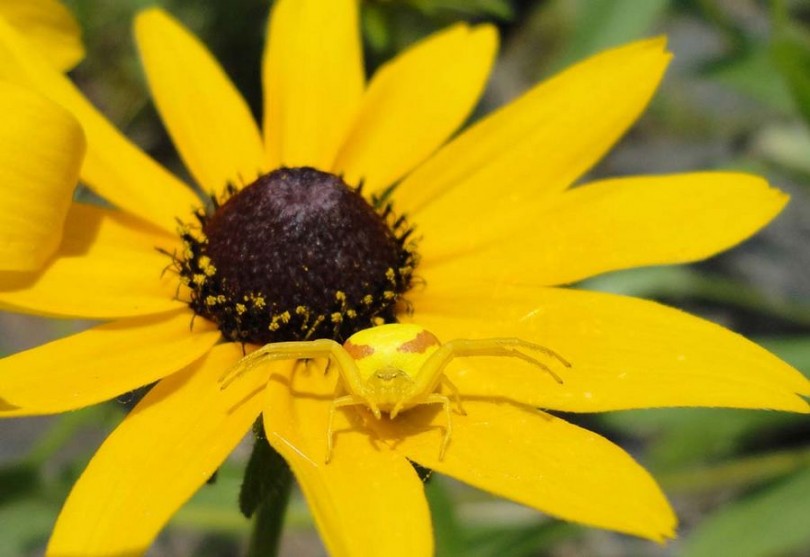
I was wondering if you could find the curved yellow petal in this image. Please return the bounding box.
[409,285,810,412]
[47,343,262,557]
[333,24,497,194]
[0,0,84,71]
[263,362,433,557]
[0,17,198,233]
[395,37,670,233]
[0,309,220,416]
[0,83,84,271]
[0,204,185,319]
[369,401,676,541]
[135,8,266,193]
[263,0,364,170]
[421,173,788,283]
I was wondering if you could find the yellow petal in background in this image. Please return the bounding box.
[0,0,84,71]
[0,17,198,234]
[0,83,84,271]
[135,8,266,193]
[396,37,670,247]
[409,285,810,413]
[263,363,433,557]
[370,401,676,541]
[47,344,262,557]
[263,0,364,170]
[0,309,219,416]
[421,172,788,283]
[0,204,185,319]
[334,24,497,194]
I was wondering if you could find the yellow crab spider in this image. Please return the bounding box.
[219,323,571,462]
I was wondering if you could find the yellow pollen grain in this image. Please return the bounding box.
[295,306,308,316]
[331,312,343,323]
[192,274,206,285]
[385,268,395,281]
[268,322,280,331]
[362,295,373,305]
[279,311,291,323]
[236,303,247,315]
[205,295,218,306]
[383,290,395,300]
[335,291,347,301]
[372,317,385,326]
[347,309,357,318]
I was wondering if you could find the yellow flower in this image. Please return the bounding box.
[0,1,807,556]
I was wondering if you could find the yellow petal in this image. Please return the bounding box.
[394,37,670,227]
[0,0,84,71]
[369,401,676,541]
[333,24,497,194]
[0,17,198,234]
[0,309,220,416]
[135,8,266,193]
[263,0,364,169]
[0,204,185,318]
[420,172,789,283]
[0,83,84,271]
[263,362,433,557]
[409,284,810,413]
[47,343,262,557]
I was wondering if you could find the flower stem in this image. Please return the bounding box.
[246,472,292,557]
[242,421,294,557]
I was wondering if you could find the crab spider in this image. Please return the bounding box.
[219,323,571,463]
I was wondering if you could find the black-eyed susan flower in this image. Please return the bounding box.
[0,0,807,555]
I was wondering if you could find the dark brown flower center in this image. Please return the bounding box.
[172,167,417,344]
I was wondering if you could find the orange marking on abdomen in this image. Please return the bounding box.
[398,330,440,354]
[344,340,374,359]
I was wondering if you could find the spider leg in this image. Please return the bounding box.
[441,375,466,415]
[423,338,571,386]
[326,393,369,463]
[218,339,353,389]
[421,393,453,460]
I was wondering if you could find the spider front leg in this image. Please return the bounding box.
[325,391,378,463]
[218,339,360,389]
[413,337,572,399]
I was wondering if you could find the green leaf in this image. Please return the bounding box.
[0,463,39,506]
[425,478,466,557]
[682,467,810,557]
[772,16,810,129]
[708,45,795,113]
[465,521,579,557]
[549,0,669,70]
[239,427,291,520]
[0,498,58,557]
[407,0,514,20]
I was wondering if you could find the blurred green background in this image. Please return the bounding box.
[1,0,810,555]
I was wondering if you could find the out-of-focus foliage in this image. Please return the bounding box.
[0,0,809,555]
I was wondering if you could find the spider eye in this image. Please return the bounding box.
[375,368,405,381]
